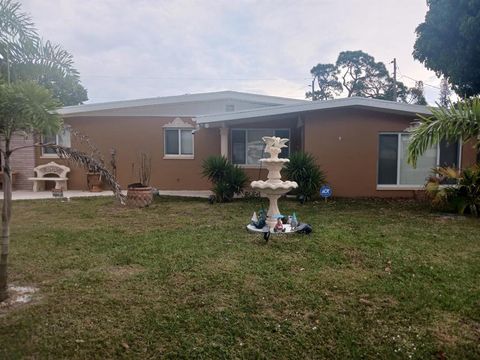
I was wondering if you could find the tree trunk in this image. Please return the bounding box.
[0,148,12,302]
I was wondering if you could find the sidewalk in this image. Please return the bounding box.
[0,190,213,201]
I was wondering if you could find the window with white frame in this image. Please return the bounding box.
[41,126,71,156]
[231,128,290,165]
[164,129,193,157]
[378,133,460,186]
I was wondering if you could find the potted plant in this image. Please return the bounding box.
[88,148,117,192]
[86,166,103,192]
[69,128,106,192]
[127,152,153,207]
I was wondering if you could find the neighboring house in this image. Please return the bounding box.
[9,90,477,197]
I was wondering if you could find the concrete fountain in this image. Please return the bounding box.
[247,136,298,233]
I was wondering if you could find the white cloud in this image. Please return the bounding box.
[21,0,440,104]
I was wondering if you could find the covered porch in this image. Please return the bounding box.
[199,113,306,167]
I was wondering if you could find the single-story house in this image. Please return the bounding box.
[8,90,477,197]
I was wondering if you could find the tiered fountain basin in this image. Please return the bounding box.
[246,139,298,234]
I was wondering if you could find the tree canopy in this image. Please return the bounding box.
[306,63,341,100]
[0,81,61,141]
[0,0,87,105]
[307,50,427,105]
[413,0,480,97]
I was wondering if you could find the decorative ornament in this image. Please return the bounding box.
[291,212,298,228]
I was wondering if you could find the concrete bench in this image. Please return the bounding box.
[28,162,70,192]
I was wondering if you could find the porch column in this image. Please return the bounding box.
[220,126,228,158]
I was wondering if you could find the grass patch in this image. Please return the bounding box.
[0,196,479,358]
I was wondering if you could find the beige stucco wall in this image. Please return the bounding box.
[303,108,477,198]
[34,115,303,191]
[33,108,478,197]
[36,116,219,190]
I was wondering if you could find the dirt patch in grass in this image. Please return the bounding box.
[104,265,145,279]
[356,294,399,315]
[0,285,40,317]
[342,246,366,267]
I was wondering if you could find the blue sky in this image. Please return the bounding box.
[21,0,441,104]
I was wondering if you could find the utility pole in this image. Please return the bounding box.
[392,58,397,102]
[311,78,315,101]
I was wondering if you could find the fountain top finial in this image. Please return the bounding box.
[263,136,289,160]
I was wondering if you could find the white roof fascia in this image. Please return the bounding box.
[58,90,306,116]
[194,97,433,124]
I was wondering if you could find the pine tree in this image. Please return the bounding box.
[439,78,452,107]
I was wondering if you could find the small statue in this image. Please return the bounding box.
[291,212,298,229]
[252,208,267,229]
[274,218,284,232]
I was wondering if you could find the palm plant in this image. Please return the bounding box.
[0,0,87,105]
[282,152,326,202]
[407,97,480,166]
[426,166,480,216]
[202,156,248,202]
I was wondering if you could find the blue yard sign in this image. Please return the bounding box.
[320,185,332,199]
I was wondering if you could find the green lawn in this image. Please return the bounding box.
[0,196,479,359]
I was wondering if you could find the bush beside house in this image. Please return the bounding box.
[202,156,248,202]
[283,152,326,203]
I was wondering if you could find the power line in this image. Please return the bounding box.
[391,58,397,101]
[399,74,441,90]
[396,66,441,90]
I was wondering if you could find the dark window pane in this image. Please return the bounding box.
[439,139,459,184]
[378,134,398,185]
[275,129,290,158]
[231,129,246,164]
[43,134,57,154]
[165,129,179,155]
[439,139,459,168]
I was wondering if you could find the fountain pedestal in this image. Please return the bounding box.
[247,137,298,233]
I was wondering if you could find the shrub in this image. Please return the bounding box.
[426,165,480,216]
[282,152,326,202]
[202,156,248,202]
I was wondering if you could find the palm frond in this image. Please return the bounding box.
[31,40,78,77]
[0,1,80,82]
[0,0,37,41]
[0,0,39,66]
[43,144,126,204]
[407,97,480,166]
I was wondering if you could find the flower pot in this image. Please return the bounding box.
[127,185,153,207]
[87,172,103,192]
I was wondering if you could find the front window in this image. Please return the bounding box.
[231,129,290,165]
[378,133,460,186]
[41,126,71,156]
[164,129,193,156]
